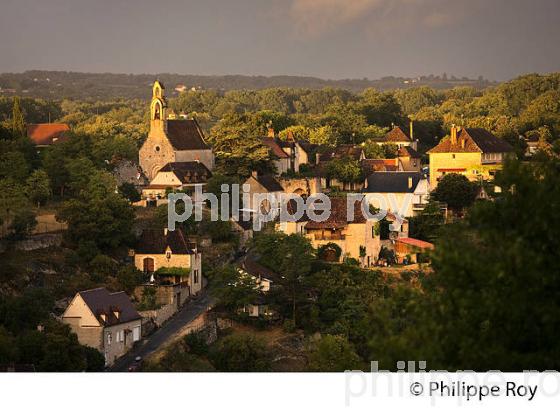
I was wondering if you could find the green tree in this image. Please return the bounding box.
[10,96,26,139]
[431,173,477,212]
[307,335,362,371]
[26,169,51,207]
[253,232,315,326]
[210,334,271,371]
[209,265,261,312]
[118,182,141,203]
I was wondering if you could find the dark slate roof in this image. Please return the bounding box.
[254,174,284,192]
[159,161,212,184]
[297,141,319,155]
[398,146,421,158]
[464,128,513,153]
[78,288,141,326]
[166,119,210,151]
[305,196,368,229]
[136,229,195,255]
[362,172,423,193]
[242,257,278,282]
[384,126,411,143]
[428,128,513,154]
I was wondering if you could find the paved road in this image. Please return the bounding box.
[110,292,213,372]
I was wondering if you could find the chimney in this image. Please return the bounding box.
[409,120,414,141]
[164,228,168,236]
[450,124,458,145]
[461,139,465,149]
[267,127,275,138]
[408,177,413,189]
[315,153,320,165]
[251,170,258,178]
[287,130,294,141]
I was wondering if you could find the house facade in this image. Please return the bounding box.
[362,172,430,218]
[276,196,381,267]
[139,81,214,181]
[428,126,513,188]
[62,288,142,366]
[134,228,203,297]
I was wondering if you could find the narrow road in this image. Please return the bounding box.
[110,292,213,372]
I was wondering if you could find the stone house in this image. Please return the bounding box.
[133,228,203,299]
[61,288,142,366]
[139,81,214,181]
[276,196,381,267]
[261,136,291,176]
[142,161,212,202]
[243,171,285,215]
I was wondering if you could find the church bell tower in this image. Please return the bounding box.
[150,80,167,132]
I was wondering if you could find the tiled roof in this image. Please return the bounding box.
[261,137,289,159]
[159,161,212,184]
[305,196,368,229]
[362,172,423,193]
[319,145,364,162]
[384,126,411,143]
[27,123,69,145]
[396,237,434,250]
[361,159,399,175]
[254,174,284,192]
[136,229,195,255]
[78,288,141,326]
[166,119,210,151]
[428,128,513,154]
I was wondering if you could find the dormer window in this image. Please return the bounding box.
[166,250,172,259]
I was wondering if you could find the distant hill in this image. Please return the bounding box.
[0,70,497,100]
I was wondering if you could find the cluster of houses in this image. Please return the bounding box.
[30,80,518,363]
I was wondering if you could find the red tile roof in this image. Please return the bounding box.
[261,137,289,159]
[396,237,434,250]
[385,126,411,143]
[27,123,69,146]
[305,197,368,229]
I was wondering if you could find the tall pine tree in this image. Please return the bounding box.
[11,96,26,139]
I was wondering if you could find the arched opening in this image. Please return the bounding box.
[153,102,161,120]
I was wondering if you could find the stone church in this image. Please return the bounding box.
[139,81,214,181]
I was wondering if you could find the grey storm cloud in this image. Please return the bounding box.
[0,0,559,81]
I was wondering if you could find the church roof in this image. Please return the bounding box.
[166,119,210,151]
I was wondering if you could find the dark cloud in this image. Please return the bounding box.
[0,0,558,80]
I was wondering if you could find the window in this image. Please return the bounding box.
[133,326,140,342]
[452,154,456,159]
[116,330,124,343]
[194,270,199,284]
[165,250,172,259]
[107,332,112,346]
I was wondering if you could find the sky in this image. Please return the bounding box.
[0,0,559,81]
